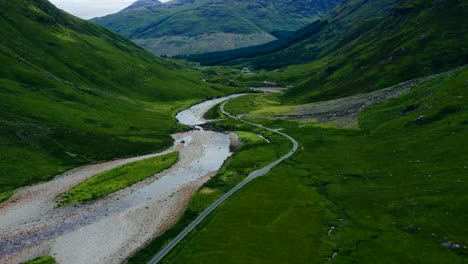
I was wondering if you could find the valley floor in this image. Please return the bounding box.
[0,96,241,264]
[2,68,466,264]
[155,68,468,263]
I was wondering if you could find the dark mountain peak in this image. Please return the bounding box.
[125,0,162,10]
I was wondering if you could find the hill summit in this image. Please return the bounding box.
[125,0,163,10]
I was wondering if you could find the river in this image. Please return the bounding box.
[0,95,243,264]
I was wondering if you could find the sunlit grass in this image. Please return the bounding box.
[22,256,56,264]
[0,191,14,204]
[160,69,468,263]
[57,152,179,206]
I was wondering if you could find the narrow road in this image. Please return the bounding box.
[148,98,299,264]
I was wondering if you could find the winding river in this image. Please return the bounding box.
[0,93,298,264]
[0,95,243,264]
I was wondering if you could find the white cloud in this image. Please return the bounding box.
[49,0,171,19]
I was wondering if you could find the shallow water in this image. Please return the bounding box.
[176,94,245,126]
[0,95,243,264]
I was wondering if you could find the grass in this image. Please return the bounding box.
[0,0,237,197]
[127,119,291,264]
[203,102,226,120]
[162,167,329,264]
[235,131,267,145]
[159,68,468,263]
[0,191,14,203]
[57,152,178,206]
[22,256,56,264]
[224,94,293,115]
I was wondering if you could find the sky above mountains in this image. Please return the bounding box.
[49,0,170,19]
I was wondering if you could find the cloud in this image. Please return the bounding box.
[49,0,170,19]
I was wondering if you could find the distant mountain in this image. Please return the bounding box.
[186,0,398,65]
[0,0,232,194]
[92,0,341,56]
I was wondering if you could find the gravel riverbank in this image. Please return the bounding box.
[0,95,243,264]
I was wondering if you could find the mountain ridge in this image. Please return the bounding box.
[92,0,342,56]
[125,0,163,10]
[213,0,468,104]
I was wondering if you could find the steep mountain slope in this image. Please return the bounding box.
[0,0,234,197]
[184,0,398,65]
[224,0,399,68]
[230,0,467,103]
[92,0,341,56]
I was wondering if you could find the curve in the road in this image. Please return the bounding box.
[147,98,299,264]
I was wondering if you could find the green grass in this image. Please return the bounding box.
[162,168,329,264]
[127,120,291,264]
[224,93,294,116]
[22,256,56,264]
[0,0,237,196]
[57,152,178,206]
[160,68,468,263]
[235,131,267,145]
[203,102,226,120]
[0,191,14,203]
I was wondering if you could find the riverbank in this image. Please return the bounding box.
[0,95,243,264]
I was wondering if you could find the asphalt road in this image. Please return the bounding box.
[147,98,298,264]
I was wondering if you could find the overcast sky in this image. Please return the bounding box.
[49,0,171,19]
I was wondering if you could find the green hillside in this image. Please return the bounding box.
[228,0,467,103]
[227,0,399,68]
[92,0,341,56]
[184,0,397,65]
[0,0,234,197]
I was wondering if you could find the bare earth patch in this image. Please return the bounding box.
[246,68,465,127]
[249,87,287,94]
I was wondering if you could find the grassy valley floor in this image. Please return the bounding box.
[127,120,292,264]
[156,68,468,263]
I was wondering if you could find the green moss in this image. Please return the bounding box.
[57,152,178,206]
